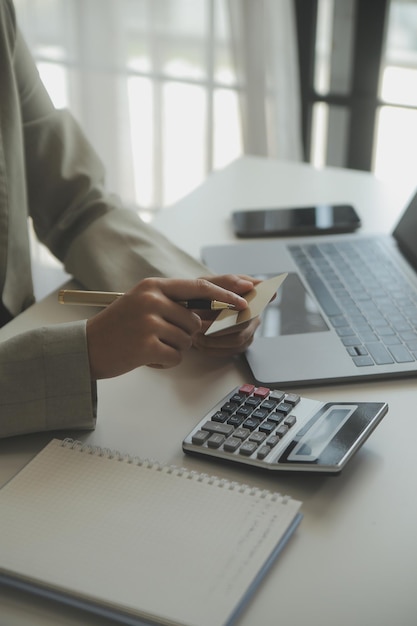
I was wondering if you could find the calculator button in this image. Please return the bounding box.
[243,417,260,431]
[261,399,278,411]
[211,411,228,423]
[245,396,261,408]
[257,445,271,460]
[249,432,266,444]
[284,415,297,428]
[207,433,226,448]
[275,402,292,415]
[252,408,269,420]
[230,393,245,404]
[221,402,238,414]
[275,424,289,438]
[269,390,286,402]
[234,427,250,440]
[239,441,258,456]
[239,384,255,395]
[202,422,234,437]
[227,414,246,427]
[192,430,210,445]
[224,437,241,452]
[253,386,270,399]
[236,406,253,418]
[284,393,300,406]
[259,422,275,435]
[267,435,280,447]
[267,413,284,425]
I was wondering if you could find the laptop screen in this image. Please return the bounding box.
[393,189,417,271]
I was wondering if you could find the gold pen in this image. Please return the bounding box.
[58,290,124,307]
[58,289,236,310]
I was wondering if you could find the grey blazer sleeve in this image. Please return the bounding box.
[0,3,97,438]
[14,15,209,291]
[0,320,96,438]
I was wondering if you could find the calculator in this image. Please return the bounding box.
[182,384,388,473]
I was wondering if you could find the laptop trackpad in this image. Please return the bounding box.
[256,272,329,337]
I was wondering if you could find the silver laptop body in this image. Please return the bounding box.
[202,191,417,387]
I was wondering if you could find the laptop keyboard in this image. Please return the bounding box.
[289,239,417,367]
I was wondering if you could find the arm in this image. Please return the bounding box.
[0,5,99,439]
[0,4,258,438]
[14,23,208,290]
[0,321,96,438]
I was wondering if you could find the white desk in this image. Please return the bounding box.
[1,157,416,626]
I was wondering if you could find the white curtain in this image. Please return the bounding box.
[227,0,302,160]
[15,0,302,214]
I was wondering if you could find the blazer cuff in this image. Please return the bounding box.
[0,320,97,438]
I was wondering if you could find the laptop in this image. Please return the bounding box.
[202,189,417,387]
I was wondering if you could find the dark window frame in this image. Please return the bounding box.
[294,0,390,171]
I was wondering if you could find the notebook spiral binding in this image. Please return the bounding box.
[61,438,289,503]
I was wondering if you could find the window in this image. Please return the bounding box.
[296,0,417,194]
[14,0,243,213]
[376,0,417,191]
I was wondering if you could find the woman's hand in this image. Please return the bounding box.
[191,274,261,358]
[86,276,251,379]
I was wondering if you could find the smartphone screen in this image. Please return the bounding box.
[232,204,361,237]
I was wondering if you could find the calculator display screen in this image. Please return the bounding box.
[287,406,355,462]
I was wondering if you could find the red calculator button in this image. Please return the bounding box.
[254,387,270,398]
[239,384,255,395]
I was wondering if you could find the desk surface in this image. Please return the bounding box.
[1,157,416,626]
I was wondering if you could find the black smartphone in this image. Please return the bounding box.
[232,204,361,237]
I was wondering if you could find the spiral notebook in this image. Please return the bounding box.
[0,438,302,626]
